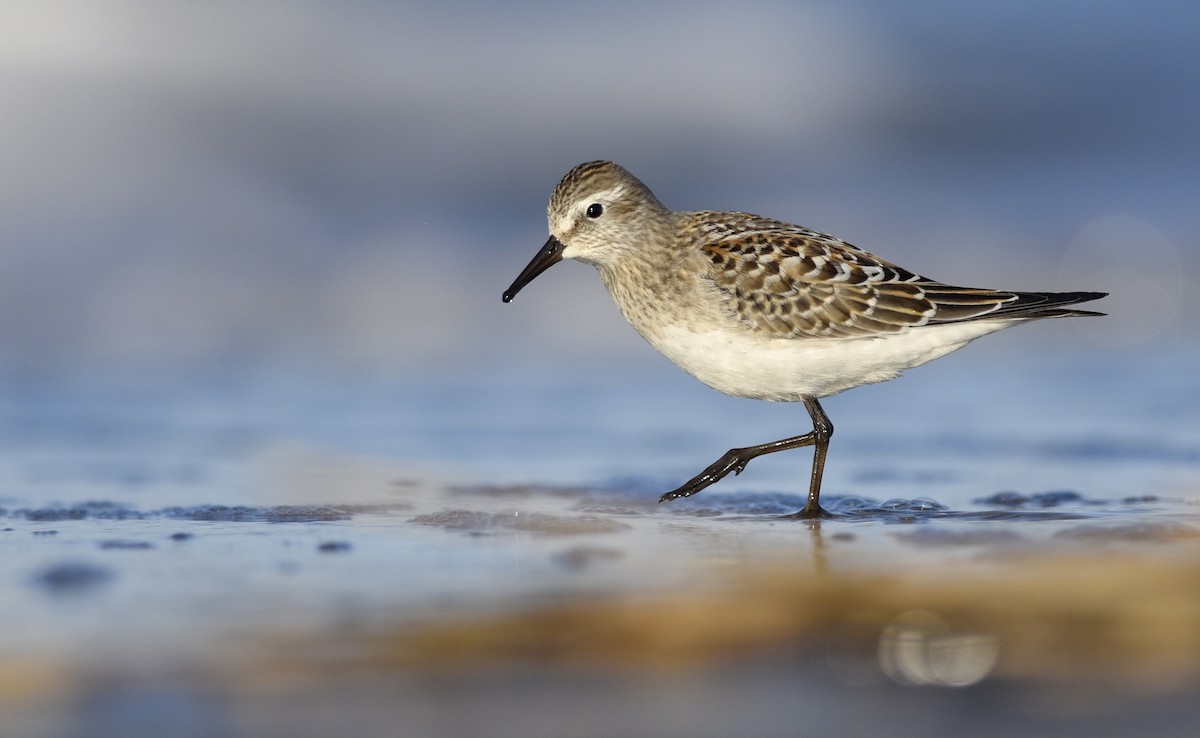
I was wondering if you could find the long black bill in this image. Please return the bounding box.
[502,236,566,303]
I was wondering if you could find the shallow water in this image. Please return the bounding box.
[2,346,1199,736]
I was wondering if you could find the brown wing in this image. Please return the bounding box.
[694,216,1035,339]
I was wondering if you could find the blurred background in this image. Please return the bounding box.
[2,4,1199,736]
[1,0,1195,383]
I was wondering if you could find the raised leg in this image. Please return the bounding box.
[659,396,833,518]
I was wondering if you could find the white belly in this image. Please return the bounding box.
[647,321,1015,401]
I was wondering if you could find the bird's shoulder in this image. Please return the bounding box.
[679,210,918,279]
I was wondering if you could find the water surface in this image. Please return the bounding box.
[1,346,1199,737]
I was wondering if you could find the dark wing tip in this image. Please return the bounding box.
[926,289,1107,325]
[1000,290,1108,318]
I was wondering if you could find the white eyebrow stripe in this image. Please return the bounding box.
[576,184,628,212]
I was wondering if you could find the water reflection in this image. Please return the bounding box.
[879,611,999,688]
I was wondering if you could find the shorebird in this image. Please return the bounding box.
[503,161,1105,518]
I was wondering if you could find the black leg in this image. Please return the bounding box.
[659,396,834,518]
[795,396,833,519]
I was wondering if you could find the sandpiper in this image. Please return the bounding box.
[502,161,1106,518]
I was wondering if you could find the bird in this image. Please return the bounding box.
[502,161,1106,518]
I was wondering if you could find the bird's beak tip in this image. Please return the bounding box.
[503,236,565,304]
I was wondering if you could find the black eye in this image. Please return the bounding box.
[585,203,603,218]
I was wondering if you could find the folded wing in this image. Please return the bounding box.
[695,216,1105,340]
